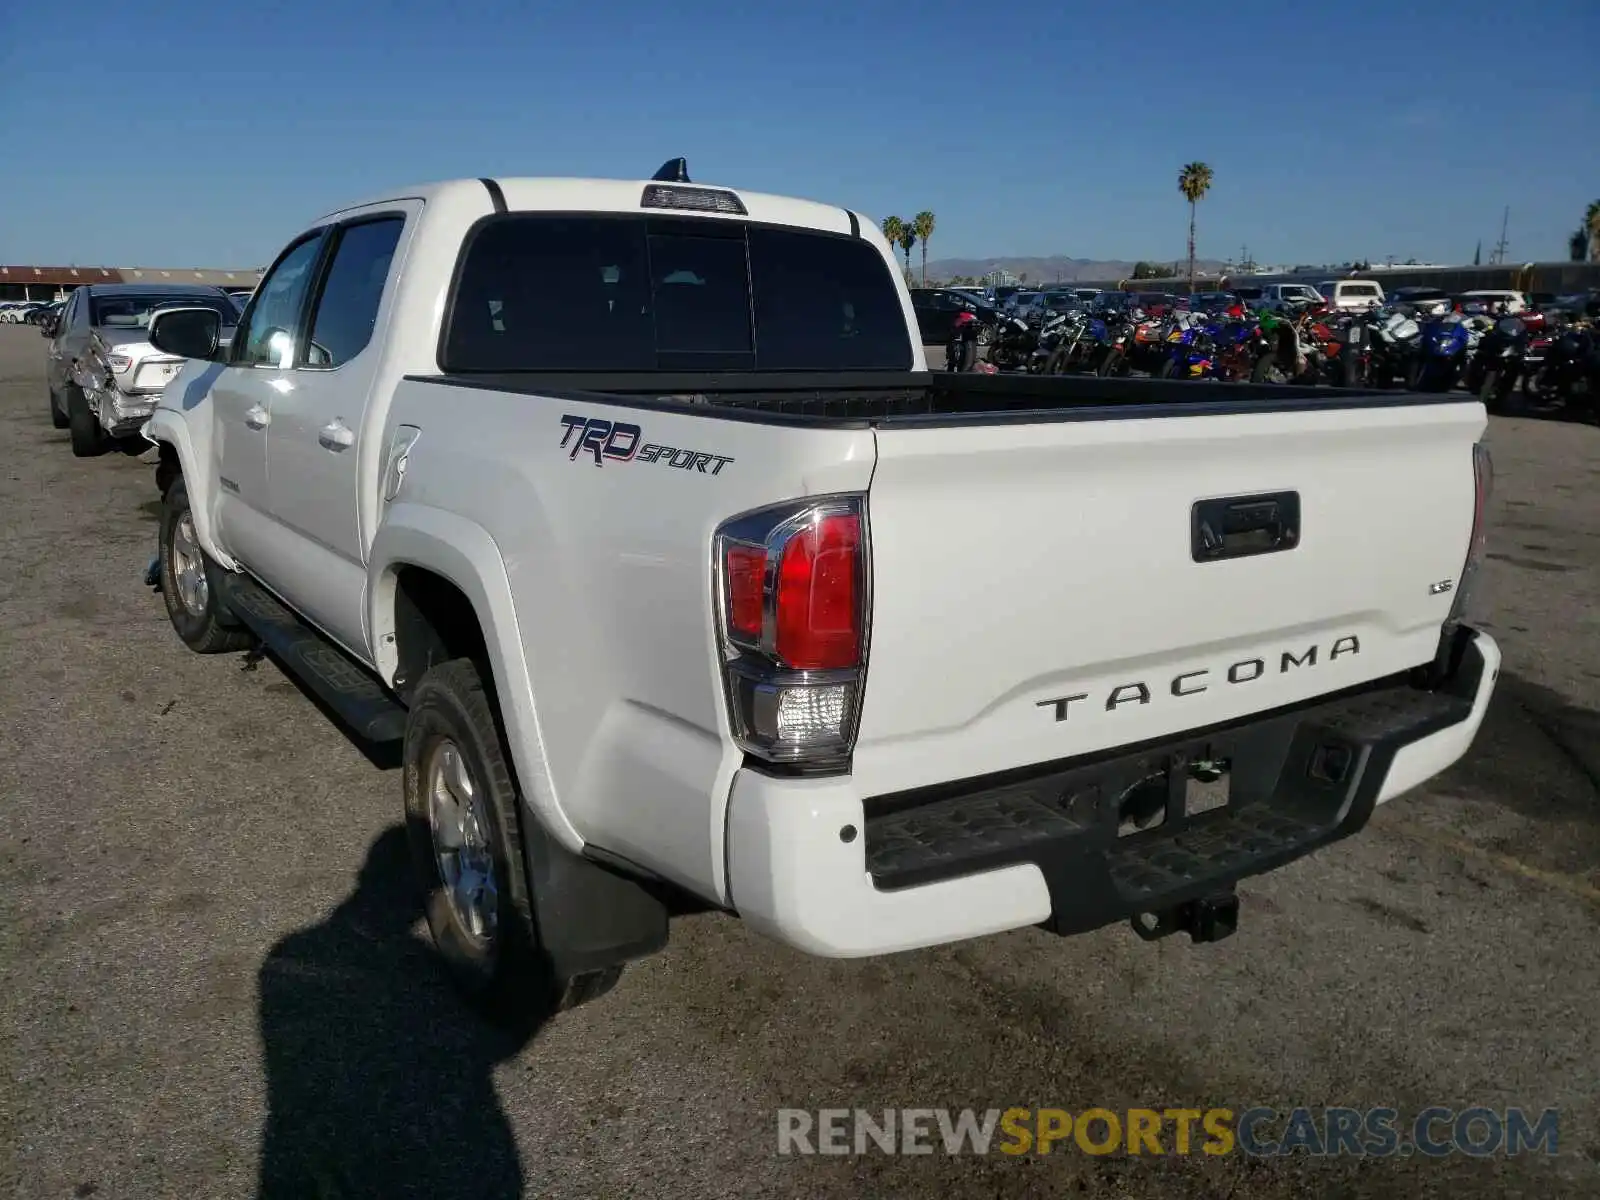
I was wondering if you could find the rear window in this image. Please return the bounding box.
[1342,284,1379,297]
[91,292,235,328]
[442,214,912,372]
[1234,286,1263,300]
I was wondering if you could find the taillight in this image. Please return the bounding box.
[107,353,133,373]
[715,496,869,771]
[1447,442,1494,626]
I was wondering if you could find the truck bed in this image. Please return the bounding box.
[405,370,1467,426]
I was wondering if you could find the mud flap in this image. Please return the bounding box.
[520,818,669,980]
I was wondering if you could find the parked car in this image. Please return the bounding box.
[1003,289,1042,316]
[141,166,1498,1021]
[1255,282,1325,312]
[44,283,240,456]
[24,301,64,326]
[0,301,47,323]
[1458,289,1527,314]
[1317,279,1386,311]
[1390,287,1452,316]
[909,287,1005,344]
[1188,292,1240,313]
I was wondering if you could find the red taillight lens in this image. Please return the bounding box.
[714,497,870,771]
[725,543,766,640]
[775,514,861,670]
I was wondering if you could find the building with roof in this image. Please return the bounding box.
[0,265,263,301]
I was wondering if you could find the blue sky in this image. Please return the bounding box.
[2,0,1596,269]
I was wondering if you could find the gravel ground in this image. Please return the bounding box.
[2,323,1597,1199]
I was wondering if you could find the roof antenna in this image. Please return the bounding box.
[652,157,690,183]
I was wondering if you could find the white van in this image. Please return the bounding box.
[1317,279,1386,311]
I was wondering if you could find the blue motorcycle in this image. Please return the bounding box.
[1409,317,1473,392]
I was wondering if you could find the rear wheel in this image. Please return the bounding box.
[159,476,254,654]
[1095,349,1124,378]
[404,658,622,1019]
[47,386,69,429]
[66,385,107,457]
[1251,355,1287,384]
[1156,357,1179,380]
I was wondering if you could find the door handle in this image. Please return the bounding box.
[1191,491,1301,562]
[318,419,355,451]
[244,403,270,430]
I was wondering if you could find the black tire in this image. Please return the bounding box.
[1156,357,1179,380]
[1095,349,1124,378]
[66,385,107,457]
[1250,354,1285,384]
[159,476,255,653]
[1479,370,1502,412]
[48,386,69,429]
[404,657,621,1019]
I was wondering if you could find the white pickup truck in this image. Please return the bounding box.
[142,160,1500,1017]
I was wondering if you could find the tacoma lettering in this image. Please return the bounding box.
[1039,636,1362,722]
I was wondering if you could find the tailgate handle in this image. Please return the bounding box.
[1191,491,1300,562]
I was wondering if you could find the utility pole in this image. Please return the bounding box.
[1490,207,1509,265]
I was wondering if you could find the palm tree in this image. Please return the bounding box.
[1177,162,1214,293]
[881,215,904,259]
[897,226,917,276]
[1587,200,1600,262]
[1571,229,1589,263]
[912,211,936,287]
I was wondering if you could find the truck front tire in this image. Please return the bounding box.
[159,475,254,654]
[403,657,621,1020]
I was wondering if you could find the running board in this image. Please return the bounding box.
[218,573,407,743]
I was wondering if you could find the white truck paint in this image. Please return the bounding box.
[142,167,1499,1013]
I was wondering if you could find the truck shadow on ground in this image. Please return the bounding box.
[256,824,541,1199]
[1438,669,1600,818]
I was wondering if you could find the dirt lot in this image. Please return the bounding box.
[2,323,1597,1199]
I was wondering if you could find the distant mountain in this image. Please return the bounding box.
[922,255,1232,284]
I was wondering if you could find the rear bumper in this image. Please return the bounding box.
[103,388,159,435]
[725,627,1499,958]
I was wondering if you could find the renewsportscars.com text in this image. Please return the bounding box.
[776,1106,1560,1158]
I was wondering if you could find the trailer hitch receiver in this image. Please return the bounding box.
[1131,888,1240,945]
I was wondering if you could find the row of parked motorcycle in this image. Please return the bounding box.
[946,297,1600,416]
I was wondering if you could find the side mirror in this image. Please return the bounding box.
[149,307,222,360]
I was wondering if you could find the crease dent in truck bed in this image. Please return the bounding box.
[402,372,1472,428]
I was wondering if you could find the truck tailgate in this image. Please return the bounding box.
[849,400,1485,796]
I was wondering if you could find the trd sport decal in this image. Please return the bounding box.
[558,414,735,475]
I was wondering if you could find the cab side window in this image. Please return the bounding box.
[235,232,327,368]
[302,217,405,368]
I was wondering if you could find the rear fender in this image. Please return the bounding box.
[368,504,581,852]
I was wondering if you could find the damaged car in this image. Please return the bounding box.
[44,284,240,457]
